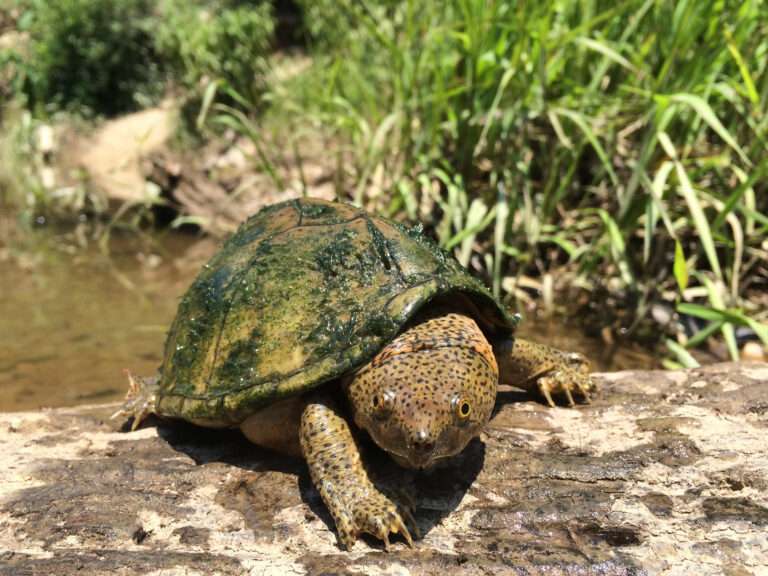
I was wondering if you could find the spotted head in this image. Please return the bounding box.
[343,310,498,470]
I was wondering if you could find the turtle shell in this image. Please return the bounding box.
[157,198,516,424]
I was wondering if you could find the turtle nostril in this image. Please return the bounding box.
[413,430,435,453]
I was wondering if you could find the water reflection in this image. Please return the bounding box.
[0,228,657,412]
[0,228,218,411]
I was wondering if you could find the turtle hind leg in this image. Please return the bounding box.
[299,395,420,551]
[111,370,160,431]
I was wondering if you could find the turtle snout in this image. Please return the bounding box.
[412,429,435,454]
[406,429,437,470]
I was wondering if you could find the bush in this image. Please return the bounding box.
[18,0,163,116]
[6,0,275,117]
[156,0,274,107]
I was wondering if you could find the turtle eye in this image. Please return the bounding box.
[456,397,471,420]
[373,389,395,417]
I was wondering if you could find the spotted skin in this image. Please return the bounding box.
[114,310,595,552]
[344,309,498,471]
[299,397,419,550]
[493,338,595,407]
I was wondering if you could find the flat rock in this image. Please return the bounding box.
[1,362,767,575]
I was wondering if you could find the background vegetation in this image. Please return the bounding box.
[1,0,767,365]
[1,0,274,116]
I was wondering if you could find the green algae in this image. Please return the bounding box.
[154,198,514,423]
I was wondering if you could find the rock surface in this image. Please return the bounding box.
[1,362,767,575]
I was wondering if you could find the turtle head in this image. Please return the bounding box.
[343,312,498,471]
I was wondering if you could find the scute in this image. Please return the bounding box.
[157,198,516,424]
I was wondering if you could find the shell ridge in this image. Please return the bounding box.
[365,216,409,284]
[297,213,367,228]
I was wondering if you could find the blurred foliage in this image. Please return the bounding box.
[0,0,275,230]
[260,0,768,362]
[0,0,274,118]
[155,0,273,106]
[12,0,163,116]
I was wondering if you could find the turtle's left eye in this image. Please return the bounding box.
[456,397,471,420]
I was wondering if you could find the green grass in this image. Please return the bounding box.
[3,0,767,364]
[245,0,768,364]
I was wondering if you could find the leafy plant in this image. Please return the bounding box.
[155,0,274,107]
[17,0,163,116]
[266,0,768,363]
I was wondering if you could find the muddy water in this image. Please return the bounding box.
[0,228,657,412]
[0,228,219,412]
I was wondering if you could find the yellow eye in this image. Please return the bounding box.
[457,397,471,419]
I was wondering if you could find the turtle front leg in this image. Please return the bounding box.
[494,338,595,407]
[299,396,420,551]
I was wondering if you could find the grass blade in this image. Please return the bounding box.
[665,338,700,368]
[664,92,752,166]
[552,108,618,185]
[673,239,689,292]
[657,130,723,281]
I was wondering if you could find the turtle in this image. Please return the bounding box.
[113,197,595,551]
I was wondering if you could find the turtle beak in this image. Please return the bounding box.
[383,429,441,470]
[390,450,439,471]
[389,428,450,470]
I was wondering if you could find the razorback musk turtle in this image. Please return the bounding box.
[114,197,595,550]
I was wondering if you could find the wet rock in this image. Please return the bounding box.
[1,362,767,575]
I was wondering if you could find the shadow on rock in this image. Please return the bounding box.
[143,414,483,551]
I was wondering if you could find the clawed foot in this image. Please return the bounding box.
[110,370,159,430]
[300,398,421,551]
[535,352,596,408]
[334,484,420,551]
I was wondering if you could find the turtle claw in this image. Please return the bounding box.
[537,380,556,408]
[397,518,414,548]
[377,514,410,553]
[111,370,159,430]
[390,491,420,547]
[400,510,421,548]
[562,383,575,407]
[338,484,420,551]
[535,353,596,408]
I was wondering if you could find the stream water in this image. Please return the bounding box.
[0,225,658,413]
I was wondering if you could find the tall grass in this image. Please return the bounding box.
[4,0,766,363]
[242,0,767,364]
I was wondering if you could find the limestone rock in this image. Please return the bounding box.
[1,362,767,575]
